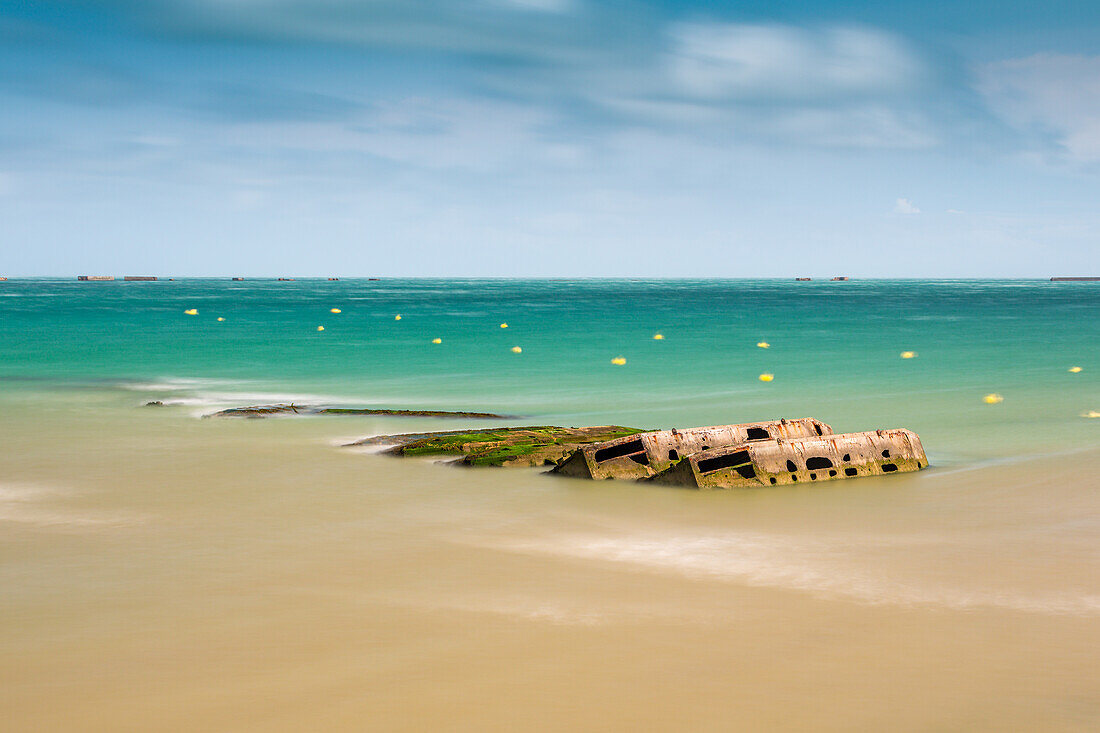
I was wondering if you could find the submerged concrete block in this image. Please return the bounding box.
[551,418,833,480]
[647,429,927,489]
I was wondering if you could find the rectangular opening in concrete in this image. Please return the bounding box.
[698,450,751,474]
[594,439,646,463]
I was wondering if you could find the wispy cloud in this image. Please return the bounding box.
[476,20,938,148]
[492,0,576,12]
[2,7,945,152]
[122,0,616,61]
[4,1,1098,276]
[977,53,1100,164]
[667,23,923,102]
[894,197,921,214]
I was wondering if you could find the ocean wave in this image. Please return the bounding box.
[0,483,147,529]
[481,530,1100,616]
[116,376,374,416]
[118,376,238,393]
[397,595,609,625]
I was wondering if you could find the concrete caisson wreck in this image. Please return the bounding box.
[550,418,832,480]
[646,429,927,490]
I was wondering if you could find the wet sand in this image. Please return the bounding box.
[2,405,1099,731]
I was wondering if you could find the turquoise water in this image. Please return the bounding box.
[1,278,1097,464]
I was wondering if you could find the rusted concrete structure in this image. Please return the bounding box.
[123,276,157,281]
[551,418,832,480]
[795,277,812,281]
[77,275,114,281]
[647,429,927,490]
[1050,276,1099,281]
[831,276,849,281]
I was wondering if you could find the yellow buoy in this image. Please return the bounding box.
[216,317,225,322]
[611,356,626,365]
[653,333,664,340]
[500,323,508,329]
[432,338,442,344]
[757,342,770,349]
[395,314,402,320]
[758,373,774,382]
[511,346,522,353]
[184,309,198,315]
[983,393,1003,404]
[1069,366,1082,373]
[900,351,916,359]
[317,326,325,332]
[330,308,341,314]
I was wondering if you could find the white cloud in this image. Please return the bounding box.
[765,106,935,149]
[229,189,266,210]
[211,97,582,174]
[78,2,941,151]
[977,53,1100,163]
[158,0,597,61]
[490,0,574,11]
[894,197,920,214]
[578,22,936,149]
[131,135,180,147]
[667,23,923,101]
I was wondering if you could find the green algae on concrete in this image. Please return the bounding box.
[347,425,648,467]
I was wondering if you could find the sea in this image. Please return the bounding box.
[1,278,1098,731]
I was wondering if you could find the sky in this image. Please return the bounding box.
[1,0,1099,277]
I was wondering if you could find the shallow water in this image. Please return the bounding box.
[1,279,1098,730]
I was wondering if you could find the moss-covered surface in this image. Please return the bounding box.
[349,425,649,467]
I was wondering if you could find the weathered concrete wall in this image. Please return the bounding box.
[551,418,833,480]
[649,429,927,489]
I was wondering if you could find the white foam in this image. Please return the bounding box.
[339,439,398,453]
[0,483,147,529]
[120,377,226,392]
[418,596,608,625]
[120,375,379,416]
[481,530,1100,616]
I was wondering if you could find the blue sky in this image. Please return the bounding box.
[2,1,1098,276]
